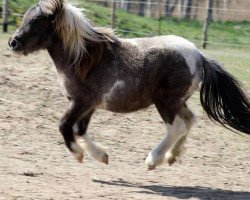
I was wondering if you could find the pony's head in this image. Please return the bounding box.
[9,0,117,78]
[8,0,63,55]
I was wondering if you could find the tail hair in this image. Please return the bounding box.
[200,57,250,134]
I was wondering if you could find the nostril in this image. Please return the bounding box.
[10,39,17,48]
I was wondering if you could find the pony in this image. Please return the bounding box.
[9,0,250,170]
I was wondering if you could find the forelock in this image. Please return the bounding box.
[39,0,63,15]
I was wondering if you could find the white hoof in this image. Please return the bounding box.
[70,142,85,163]
[81,134,109,165]
[84,143,109,165]
[71,152,84,163]
[145,151,165,170]
[165,151,177,165]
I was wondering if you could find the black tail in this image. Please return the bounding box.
[200,57,250,134]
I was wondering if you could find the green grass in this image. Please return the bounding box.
[204,47,250,88]
[9,0,37,13]
[79,1,250,47]
[4,0,250,48]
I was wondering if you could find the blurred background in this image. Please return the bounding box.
[0,1,250,199]
[1,0,250,49]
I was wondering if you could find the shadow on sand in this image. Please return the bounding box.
[93,179,250,200]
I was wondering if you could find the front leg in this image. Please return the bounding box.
[74,112,109,164]
[59,100,92,163]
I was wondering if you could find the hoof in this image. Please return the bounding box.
[145,152,164,170]
[70,142,84,163]
[147,164,156,171]
[76,153,84,163]
[83,143,109,165]
[71,152,84,163]
[165,152,177,165]
[102,153,109,165]
[167,157,177,165]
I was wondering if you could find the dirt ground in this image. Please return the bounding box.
[0,36,250,200]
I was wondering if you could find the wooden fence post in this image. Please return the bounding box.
[111,0,116,29]
[158,0,162,35]
[202,0,213,49]
[2,0,8,32]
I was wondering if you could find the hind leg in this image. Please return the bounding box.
[145,112,187,170]
[146,102,196,169]
[165,105,196,165]
[145,91,184,170]
[74,112,108,164]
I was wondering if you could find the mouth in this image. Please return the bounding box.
[9,46,24,55]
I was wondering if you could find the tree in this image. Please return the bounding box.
[185,0,193,19]
[146,0,152,17]
[164,0,178,17]
[120,0,132,10]
[139,0,146,16]
[192,0,199,19]
[181,0,193,19]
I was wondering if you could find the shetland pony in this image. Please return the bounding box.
[9,0,250,170]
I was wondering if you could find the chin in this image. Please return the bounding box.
[23,51,29,56]
[9,45,40,56]
[23,47,43,55]
[9,49,23,55]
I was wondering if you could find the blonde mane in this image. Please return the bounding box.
[40,0,118,78]
[39,0,62,15]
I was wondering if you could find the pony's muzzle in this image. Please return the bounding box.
[8,37,22,53]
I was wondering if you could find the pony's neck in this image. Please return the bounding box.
[46,36,72,74]
[46,3,118,78]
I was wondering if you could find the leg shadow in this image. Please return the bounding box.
[93,179,250,200]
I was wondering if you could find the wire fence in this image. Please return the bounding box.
[92,0,250,13]
[1,0,250,49]
[91,0,250,48]
[118,28,250,48]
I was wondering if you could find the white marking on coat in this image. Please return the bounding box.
[183,75,201,101]
[122,38,138,46]
[103,80,125,102]
[165,35,202,75]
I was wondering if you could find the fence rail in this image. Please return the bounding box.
[92,0,250,13]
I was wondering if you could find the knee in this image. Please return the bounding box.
[59,119,71,134]
[73,122,88,136]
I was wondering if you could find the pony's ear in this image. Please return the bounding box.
[39,0,64,15]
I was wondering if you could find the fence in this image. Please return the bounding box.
[95,0,250,21]
[92,0,250,48]
[1,0,250,49]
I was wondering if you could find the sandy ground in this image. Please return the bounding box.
[0,37,250,200]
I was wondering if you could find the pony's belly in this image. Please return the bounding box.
[96,78,153,113]
[97,88,153,113]
[103,99,153,113]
